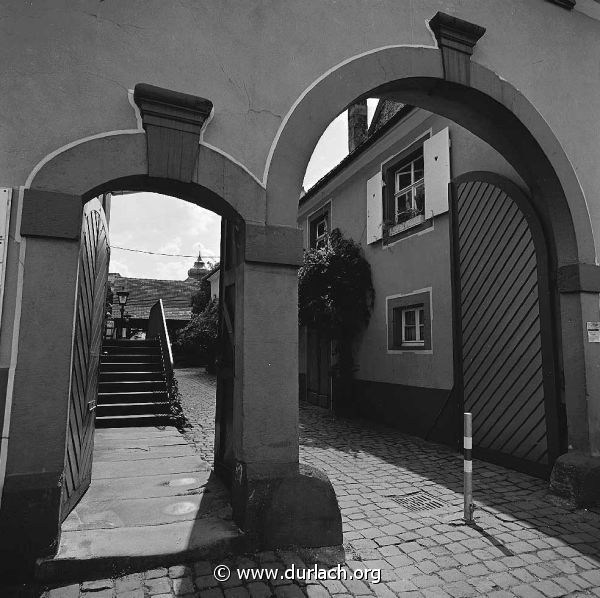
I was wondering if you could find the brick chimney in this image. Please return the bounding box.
[348,100,368,153]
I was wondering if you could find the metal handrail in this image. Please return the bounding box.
[148,299,174,397]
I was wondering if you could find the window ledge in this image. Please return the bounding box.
[387,214,426,237]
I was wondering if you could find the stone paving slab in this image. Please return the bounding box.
[94,427,180,439]
[34,424,244,584]
[92,435,189,449]
[61,490,231,531]
[93,443,197,462]
[92,454,210,479]
[81,471,211,502]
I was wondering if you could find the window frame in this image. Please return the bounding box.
[387,289,432,353]
[393,149,425,226]
[306,201,332,249]
[382,131,431,241]
[400,305,426,346]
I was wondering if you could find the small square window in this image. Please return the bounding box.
[397,306,425,345]
[387,291,431,351]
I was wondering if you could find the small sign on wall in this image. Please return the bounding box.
[587,322,600,343]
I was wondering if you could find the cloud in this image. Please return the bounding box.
[109,192,221,280]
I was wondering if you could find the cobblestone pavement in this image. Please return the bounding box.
[176,367,217,463]
[23,368,600,597]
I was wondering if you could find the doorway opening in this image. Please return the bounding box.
[53,187,246,570]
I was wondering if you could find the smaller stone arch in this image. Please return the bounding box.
[29,132,267,225]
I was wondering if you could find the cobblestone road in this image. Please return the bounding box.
[34,368,600,597]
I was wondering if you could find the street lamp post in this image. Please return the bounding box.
[116,290,129,339]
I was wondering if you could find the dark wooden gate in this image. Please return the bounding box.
[60,199,110,520]
[451,172,562,477]
[214,218,242,482]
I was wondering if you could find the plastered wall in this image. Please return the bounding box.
[299,112,528,391]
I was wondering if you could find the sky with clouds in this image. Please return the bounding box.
[108,101,377,280]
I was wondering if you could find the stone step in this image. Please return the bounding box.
[97,402,171,417]
[100,371,164,382]
[103,340,160,348]
[95,414,172,428]
[101,353,162,363]
[98,380,167,393]
[35,516,246,583]
[102,347,162,357]
[97,390,168,404]
[100,362,163,373]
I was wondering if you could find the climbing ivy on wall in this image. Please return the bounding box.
[298,228,374,403]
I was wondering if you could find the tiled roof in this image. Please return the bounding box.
[203,264,220,281]
[367,100,406,135]
[108,273,200,321]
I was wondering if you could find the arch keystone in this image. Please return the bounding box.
[133,83,213,182]
[429,12,486,85]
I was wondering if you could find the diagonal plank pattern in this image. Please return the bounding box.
[61,205,110,522]
[454,178,557,476]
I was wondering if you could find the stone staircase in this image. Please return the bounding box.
[96,339,171,427]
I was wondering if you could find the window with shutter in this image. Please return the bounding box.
[380,127,451,243]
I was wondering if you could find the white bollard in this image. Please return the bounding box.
[464,412,473,523]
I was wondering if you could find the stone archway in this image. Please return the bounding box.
[264,40,600,483]
[0,85,342,576]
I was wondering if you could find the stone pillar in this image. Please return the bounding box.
[550,264,600,506]
[229,222,342,549]
[0,189,82,577]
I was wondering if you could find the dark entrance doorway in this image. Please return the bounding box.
[451,172,564,477]
[306,328,331,409]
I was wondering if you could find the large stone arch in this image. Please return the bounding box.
[265,45,600,469]
[265,46,592,263]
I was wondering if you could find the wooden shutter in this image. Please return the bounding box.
[424,127,450,218]
[366,171,383,244]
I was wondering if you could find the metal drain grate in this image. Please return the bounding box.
[391,491,445,512]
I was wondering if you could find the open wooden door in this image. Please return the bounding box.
[451,172,564,478]
[306,328,331,409]
[214,218,243,482]
[60,199,110,520]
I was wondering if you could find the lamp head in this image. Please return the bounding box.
[116,290,129,306]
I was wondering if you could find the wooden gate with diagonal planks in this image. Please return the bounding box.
[450,172,564,477]
[60,198,110,520]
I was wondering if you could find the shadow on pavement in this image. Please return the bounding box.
[299,402,600,566]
